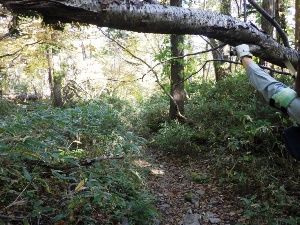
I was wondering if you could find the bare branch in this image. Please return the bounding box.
[0,40,42,59]
[140,42,226,80]
[25,154,124,170]
[200,36,223,60]
[100,29,189,121]
[0,0,299,67]
[248,0,290,47]
[180,59,292,85]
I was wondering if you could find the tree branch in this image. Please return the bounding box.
[140,42,226,80]
[248,0,290,47]
[101,29,189,121]
[0,0,299,67]
[200,36,224,60]
[179,59,293,85]
[26,154,124,170]
[0,40,42,59]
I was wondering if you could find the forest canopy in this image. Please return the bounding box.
[0,0,299,67]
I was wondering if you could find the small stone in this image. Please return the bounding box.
[209,197,218,205]
[196,189,205,195]
[182,213,201,225]
[191,196,200,204]
[209,217,221,223]
[159,204,170,209]
[194,200,200,208]
[121,216,129,225]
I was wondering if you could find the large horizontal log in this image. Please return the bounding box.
[0,0,299,68]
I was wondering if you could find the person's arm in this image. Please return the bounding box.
[294,64,300,97]
[241,56,255,70]
[236,44,287,101]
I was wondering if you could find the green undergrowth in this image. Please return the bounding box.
[139,72,300,224]
[0,98,157,225]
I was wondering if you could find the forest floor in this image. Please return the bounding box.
[135,148,248,225]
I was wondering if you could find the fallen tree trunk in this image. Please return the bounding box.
[0,0,299,68]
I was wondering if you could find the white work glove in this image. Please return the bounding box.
[235,44,253,59]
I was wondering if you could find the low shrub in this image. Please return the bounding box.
[151,121,195,155]
[0,97,157,224]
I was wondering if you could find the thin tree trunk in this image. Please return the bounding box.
[53,76,63,107]
[169,0,185,122]
[260,0,274,68]
[45,48,54,99]
[210,0,231,82]
[262,0,275,36]
[296,0,300,50]
[170,34,185,121]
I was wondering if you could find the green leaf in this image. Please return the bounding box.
[23,218,30,225]
[123,143,140,151]
[50,214,66,223]
[24,139,48,147]
[62,156,80,166]
[276,218,299,225]
[22,167,32,181]
[35,178,51,193]
[29,210,41,218]
[33,200,43,208]
[0,143,10,151]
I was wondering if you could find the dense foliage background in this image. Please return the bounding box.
[1,72,299,224]
[1,0,300,224]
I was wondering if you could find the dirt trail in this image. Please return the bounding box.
[139,149,244,225]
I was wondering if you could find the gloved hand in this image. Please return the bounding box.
[235,44,253,59]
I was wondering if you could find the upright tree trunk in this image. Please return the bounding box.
[46,48,54,99]
[45,45,63,107]
[296,0,300,50]
[53,76,63,107]
[260,0,275,68]
[275,0,287,44]
[169,0,185,122]
[211,0,231,82]
[262,0,275,36]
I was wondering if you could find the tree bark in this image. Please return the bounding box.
[210,0,231,82]
[260,0,274,69]
[45,48,54,99]
[170,34,185,121]
[53,76,63,107]
[262,0,274,36]
[169,0,185,122]
[296,0,300,50]
[0,0,299,68]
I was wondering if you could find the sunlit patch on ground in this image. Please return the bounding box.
[149,167,165,175]
[132,158,165,175]
[132,158,151,168]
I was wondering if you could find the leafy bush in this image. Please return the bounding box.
[138,71,300,222]
[183,72,300,223]
[186,74,290,154]
[137,93,169,134]
[151,121,195,155]
[0,98,157,224]
[0,99,21,117]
